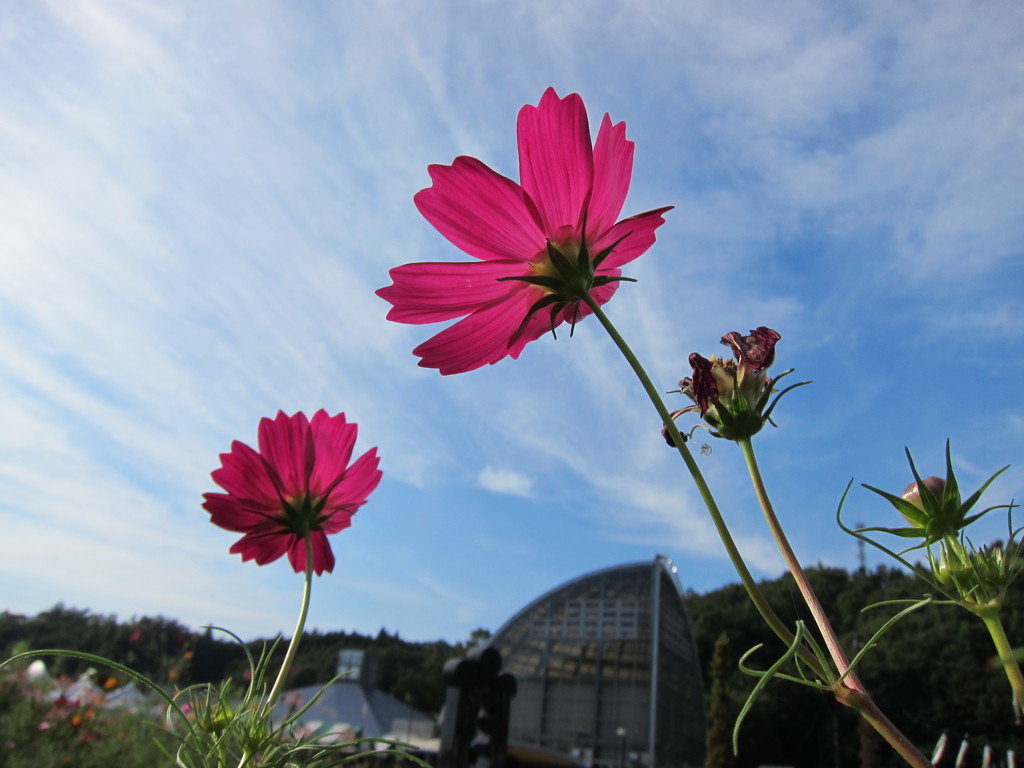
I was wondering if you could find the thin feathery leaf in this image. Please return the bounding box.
[733,624,816,755]
[844,597,933,680]
[960,465,1011,515]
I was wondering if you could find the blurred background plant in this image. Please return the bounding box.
[0,659,175,768]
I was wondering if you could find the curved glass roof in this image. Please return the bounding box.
[490,556,705,768]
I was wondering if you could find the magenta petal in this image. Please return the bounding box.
[517,88,593,237]
[377,260,526,324]
[588,113,634,238]
[203,493,279,533]
[319,507,355,535]
[308,411,357,496]
[230,527,292,567]
[323,447,382,515]
[288,531,335,575]
[210,441,280,504]
[258,412,315,500]
[412,286,547,374]
[415,157,544,262]
[310,532,336,574]
[592,207,673,271]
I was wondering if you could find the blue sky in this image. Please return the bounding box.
[1,1,1022,643]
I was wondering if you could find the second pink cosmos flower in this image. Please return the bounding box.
[203,410,382,576]
[377,87,672,375]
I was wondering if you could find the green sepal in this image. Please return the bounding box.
[516,293,569,340]
[545,239,576,278]
[592,275,637,286]
[760,373,811,425]
[855,524,933,539]
[496,274,566,291]
[591,232,631,270]
[861,484,930,529]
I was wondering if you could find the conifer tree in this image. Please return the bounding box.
[705,631,734,768]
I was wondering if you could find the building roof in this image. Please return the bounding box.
[488,556,705,768]
[271,679,436,744]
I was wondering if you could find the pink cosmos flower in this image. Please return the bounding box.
[376,87,672,374]
[202,410,381,576]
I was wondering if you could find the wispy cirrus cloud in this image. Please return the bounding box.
[0,0,1020,643]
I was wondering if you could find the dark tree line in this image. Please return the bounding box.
[0,605,484,716]
[4,565,1022,767]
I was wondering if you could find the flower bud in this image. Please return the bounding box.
[901,476,946,516]
[934,545,972,587]
[863,441,1011,549]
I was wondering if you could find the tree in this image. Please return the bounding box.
[704,631,735,768]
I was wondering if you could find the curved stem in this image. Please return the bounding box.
[581,296,930,768]
[238,537,314,767]
[975,605,1024,721]
[737,435,933,768]
[266,535,314,711]
[581,296,825,678]
[840,688,934,768]
[737,437,861,688]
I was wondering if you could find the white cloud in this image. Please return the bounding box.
[478,466,534,499]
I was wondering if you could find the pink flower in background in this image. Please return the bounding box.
[202,411,381,575]
[377,87,672,374]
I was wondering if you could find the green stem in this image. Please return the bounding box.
[976,605,1024,719]
[581,296,824,678]
[841,688,935,768]
[581,296,931,768]
[737,427,933,768]
[267,535,314,710]
[238,536,314,768]
[737,437,860,688]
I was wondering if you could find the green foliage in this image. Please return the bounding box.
[704,632,734,768]
[0,606,474,718]
[0,606,195,685]
[13,568,1018,768]
[0,636,426,768]
[686,565,1024,768]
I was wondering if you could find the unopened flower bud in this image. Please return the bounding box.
[863,441,1011,549]
[901,476,946,514]
[934,546,972,587]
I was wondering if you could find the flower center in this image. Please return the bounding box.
[497,225,634,339]
[530,237,582,292]
[280,494,329,535]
